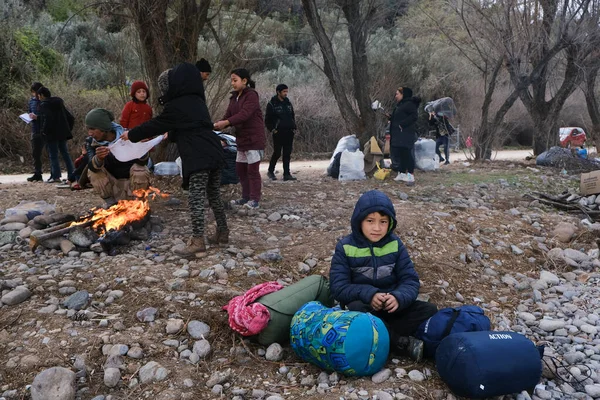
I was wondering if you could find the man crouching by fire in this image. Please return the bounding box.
[85,108,151,208]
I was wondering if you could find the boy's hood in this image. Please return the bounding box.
[164,62,206,103]
[350,190,397,243]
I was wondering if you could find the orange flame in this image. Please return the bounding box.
[73,187,167,235]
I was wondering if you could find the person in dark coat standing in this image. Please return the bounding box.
[37,86,75,183]
[123,62,228,258]
[389,87,421,184]
[214,68,266,209]
[27,82,44,182]
[265,84,297,181]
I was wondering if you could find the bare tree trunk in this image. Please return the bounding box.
[339,1,376,142]
[301,0,362,138]
[583,65,600,149]
[122,0,211,161]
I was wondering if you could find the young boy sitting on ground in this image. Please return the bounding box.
[329,189,437,362]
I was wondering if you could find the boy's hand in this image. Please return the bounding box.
[383,294,399,313]
[370,293,387,311]
[121,131,129,141]
[29,113,37,120]
[95,146,110,161]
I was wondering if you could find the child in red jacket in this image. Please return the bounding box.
[120,81,153,129]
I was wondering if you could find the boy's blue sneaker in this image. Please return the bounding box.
[244,200,259,210]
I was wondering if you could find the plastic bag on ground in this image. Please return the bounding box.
[328,135,360,176]
[414,138,440,171]
[5,201,55,219]
[339,150,366,181]
[175,157,183,177]
[153,162,180,176]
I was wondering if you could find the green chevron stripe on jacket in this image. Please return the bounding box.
[343,241,399,258]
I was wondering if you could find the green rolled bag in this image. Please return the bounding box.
[255,275,334,345]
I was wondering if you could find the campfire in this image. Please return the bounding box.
[30,187,168,254]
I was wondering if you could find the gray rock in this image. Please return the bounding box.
[511,245,524,255]
[1,214,29,224]
[585,384,600,398]
[265,343,283,361]
[109,344,129,356]
[0,222,26,231]
[173,269,189,278]
[539,270,560,286]
[187,320,210,339]
[19,226,33,238]
[408,370,425,382]
[127,347,144,359]
[166,319,184,334]
[564,351,586,364]
[374,391,394,400]
[68,226,98,248]
[258,250,283,262]
[268,212,282,222]
[31,367,76,400]
[539,319,566,332]
[297,262,310,274]
[563,248,591,263]
[60,240,75,255]
[104,367,120,388]
[206,369,231,388]
[193,339,211,358]
[1,286,31,305]
[136,307,158,322]
[0,231,18,245]
[138,361,169,384]
[371,368,392,383]
[63,290,89,310]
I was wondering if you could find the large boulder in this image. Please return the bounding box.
[31,367,76,400]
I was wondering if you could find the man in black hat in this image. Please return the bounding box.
[195,58,212,81]
[265,84,297,181]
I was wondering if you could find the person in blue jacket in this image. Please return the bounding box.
[329,190,437,362]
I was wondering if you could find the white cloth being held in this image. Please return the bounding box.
[108,135,163,162]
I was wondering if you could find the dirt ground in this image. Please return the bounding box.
[0,159,590,399]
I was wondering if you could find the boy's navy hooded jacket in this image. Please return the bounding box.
[329,190,420,311]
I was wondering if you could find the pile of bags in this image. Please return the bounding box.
[327,135,366,181]
[223,279,544,398]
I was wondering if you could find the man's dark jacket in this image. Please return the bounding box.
[265,95,296,132]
